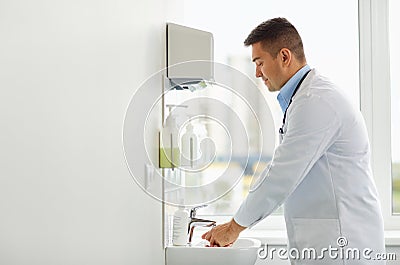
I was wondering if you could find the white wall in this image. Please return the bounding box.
[0,0,182,264]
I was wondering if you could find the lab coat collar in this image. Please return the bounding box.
[277,64,311,113]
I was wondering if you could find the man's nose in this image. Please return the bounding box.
[255,68,263,78]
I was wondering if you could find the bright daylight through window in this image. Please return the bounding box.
[182,0,359,223]
[389,0,400,214]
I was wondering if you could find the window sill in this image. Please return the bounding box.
[240,229,400,246]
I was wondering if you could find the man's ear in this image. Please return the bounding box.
[279,48,292,66]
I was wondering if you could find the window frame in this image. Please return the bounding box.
[201,0,400,232]
[359,0,400,230]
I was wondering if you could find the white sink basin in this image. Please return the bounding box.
[165,238,261,265]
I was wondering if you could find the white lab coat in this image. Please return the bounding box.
[234,69,386,264]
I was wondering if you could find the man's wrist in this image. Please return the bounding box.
[230,218,247,233]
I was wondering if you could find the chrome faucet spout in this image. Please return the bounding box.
[187,217,216,245]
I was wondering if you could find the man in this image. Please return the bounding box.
[202,17,386,264]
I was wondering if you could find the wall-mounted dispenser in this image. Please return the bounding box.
[166,23,214,88]
[180,121,199,169]
[159,104,187,169]
[161,23,214,170]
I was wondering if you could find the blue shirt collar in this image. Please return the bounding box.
[277,65,311,113]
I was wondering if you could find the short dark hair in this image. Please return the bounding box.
[244,17,306,62]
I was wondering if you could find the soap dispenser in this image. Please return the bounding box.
[160,113,179,168]
[159,105,186,169]
[181,122,199,169]
[172,204,189,246]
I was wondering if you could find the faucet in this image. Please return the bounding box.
[187,205,216,245]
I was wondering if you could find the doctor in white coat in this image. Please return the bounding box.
[202,17,386,264]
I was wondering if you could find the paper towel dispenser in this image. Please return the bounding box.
[166,23,214,87]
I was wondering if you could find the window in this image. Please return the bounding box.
[359,0,400,228]
[389,0,400,214]
[182,0,359,229]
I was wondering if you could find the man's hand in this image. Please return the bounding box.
[201,218,247,247]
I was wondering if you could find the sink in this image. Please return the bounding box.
[165,238,261,265]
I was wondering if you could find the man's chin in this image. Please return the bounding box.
[266,86,279,92]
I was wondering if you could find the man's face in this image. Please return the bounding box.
[251,42,285,92]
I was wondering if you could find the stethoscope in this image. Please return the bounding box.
[279,69,311,143]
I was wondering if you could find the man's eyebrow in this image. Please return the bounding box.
[252,57,260,62]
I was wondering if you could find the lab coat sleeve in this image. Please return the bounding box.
[233,93,341,227]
